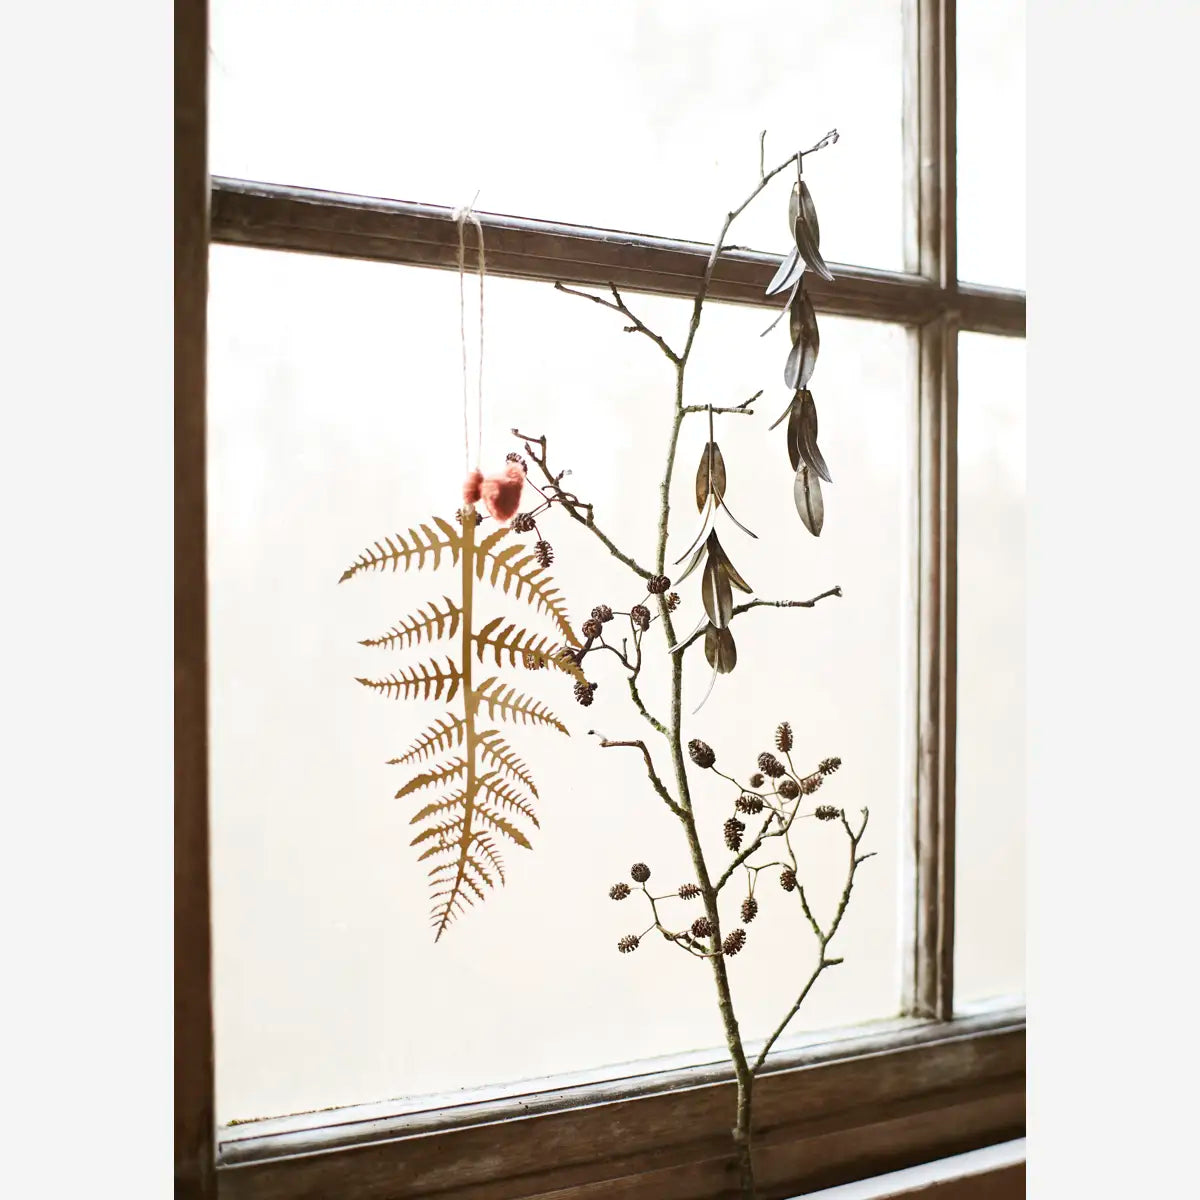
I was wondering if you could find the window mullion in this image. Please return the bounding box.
[902,0,958,1022]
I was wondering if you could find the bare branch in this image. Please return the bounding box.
[554,281,680,364]
[682,390,762,417]
[674,587,843,654]
[590,731,684,818]
[513,429,654,580]
[753,806,872,1072]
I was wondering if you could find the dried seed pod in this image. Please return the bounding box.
[748,773,765,789]
[722,928,747,956]
[800,774,824,795]
[511,512,537,533]
[741,897,759,924]
[456,507,480,527]
[819,757,842,775]
[534,540,554,568]
[778,778,801,801]
[724,817,746,851]
[665,592,681,612]
[757,752,786,779]
[815,805,841,822]
[505,452,529,472]
[581,617,603,640]
[630,862,651,883]
[780,867,797,892]
[573,680,597,706]
[591,604,614,624]
[647,574,671,594]
[735,794,764,815]
[688,739,716,769]
[795,464,825,538]
[630,604,651,631]
[609,882,632,901]
[775,721,794,752]
[691,916,715,939]
[617,934,640,953]
[678,883,701,900]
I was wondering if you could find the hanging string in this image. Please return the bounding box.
[454,198,486,471]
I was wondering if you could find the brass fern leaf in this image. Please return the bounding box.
[346,506,575,939]
[395,758,468,801]
[474,617,586,682]
[357,658,462,703]
[339,518,462,584]
[478,770,539,827]
[478,537,579,647]
[476,677,569,733]
[360,597,462,651]
[478,731,539,798]
[388,714,468,766]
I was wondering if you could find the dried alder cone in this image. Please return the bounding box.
[606,721,863,973]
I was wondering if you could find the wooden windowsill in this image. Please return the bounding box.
[795,1139,1025,1199]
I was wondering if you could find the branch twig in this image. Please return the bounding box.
[590,732,684,818]
[674,588,843,654]
[513,430,654,580]
[554,282,680,364]
[752,807,870,1073]
[681,390,762,417]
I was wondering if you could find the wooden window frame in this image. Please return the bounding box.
[175,1,1025,1196]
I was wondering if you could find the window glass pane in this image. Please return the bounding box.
[210,0,905,269]
[208,247,912,1121]
[954,332,1025,1007]
[957,1,1026,288]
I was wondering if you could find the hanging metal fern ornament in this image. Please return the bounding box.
[340,204,584,940]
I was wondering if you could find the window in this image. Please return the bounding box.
[177,2,1026,1196]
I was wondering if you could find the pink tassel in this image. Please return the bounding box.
[480,461,526,524]
[462,468,484,505]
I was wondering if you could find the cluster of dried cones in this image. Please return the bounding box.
[609,723,845,960]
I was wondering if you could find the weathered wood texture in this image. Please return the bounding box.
[209,178,1024,337]
[217,1014,1023,1200]
[176,0,215,1196]
[904,0,960,1023]
[801,1139,1025,1199]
